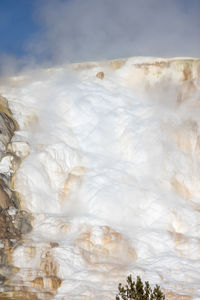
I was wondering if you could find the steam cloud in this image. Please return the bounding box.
[30,0,200,64]
[0,0,199,75]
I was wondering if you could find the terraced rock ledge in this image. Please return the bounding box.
[0,57,200,299]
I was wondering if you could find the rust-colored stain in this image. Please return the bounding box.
[96,71,105,79]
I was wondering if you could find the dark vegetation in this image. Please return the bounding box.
[116,275,165,300]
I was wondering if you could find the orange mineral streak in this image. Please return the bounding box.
[0,291,38,300]
[7,243,62,299]
[171,119,200,203]
[164,290,192,300]
[108,59,126,70]
[169,230,189,257]
[177,81,196,105]
[171,175,190,200]
[28,247,62,296]
[60,173,81,203]
[174,121,200,154]
[76,225,137,267]
[24,112,39,130]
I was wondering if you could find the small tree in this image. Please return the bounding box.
[116,275,165,300]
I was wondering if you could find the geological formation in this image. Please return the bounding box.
[0,57,200,299]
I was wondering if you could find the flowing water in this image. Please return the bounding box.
[1,57,200,299]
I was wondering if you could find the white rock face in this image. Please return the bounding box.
[1,57,200,299]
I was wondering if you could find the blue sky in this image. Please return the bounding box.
[0,0,199,65]
[0,0,38,57]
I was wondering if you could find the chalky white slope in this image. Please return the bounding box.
[1,57,200,299]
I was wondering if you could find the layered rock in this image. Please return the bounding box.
[0,96,34,299]
[0,57,200,299]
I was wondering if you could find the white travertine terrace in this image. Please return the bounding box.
[1,57,200,299]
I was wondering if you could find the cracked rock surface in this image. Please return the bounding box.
[0,96,33,298]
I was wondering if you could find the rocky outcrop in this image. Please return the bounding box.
[0,96,62,299]
[96,71,104,79]
[0,96,33,298]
